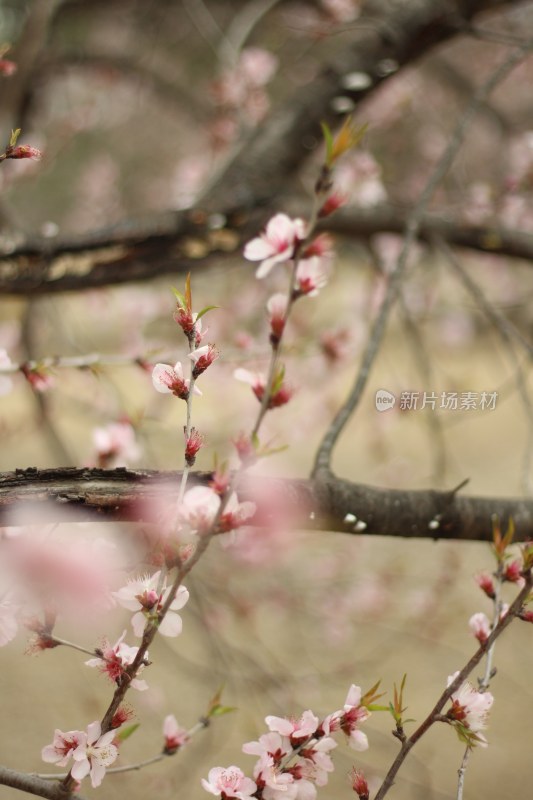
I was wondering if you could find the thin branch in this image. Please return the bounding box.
[374,569,533,799]
[437,237,533,494]
[312,44,530,478]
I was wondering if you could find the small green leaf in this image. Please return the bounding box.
[209,705,237,718]
[10,128,21,147]
[368,703,390,713]
[196,305,219,321]
[171,286,186,308]
[115,723,140,742]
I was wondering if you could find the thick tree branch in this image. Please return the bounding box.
[1,205,532,295]
[0,765,85,800]
[325,205,533,262]
[1,467,532,542]
[0,0,521,295]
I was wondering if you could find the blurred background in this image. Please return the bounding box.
[1,1,533,798]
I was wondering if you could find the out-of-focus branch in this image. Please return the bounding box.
[1,205,532,296]
[0,0,523,295]
[1,467,533,541]
[324,205,533,261]
[312,44,529,478]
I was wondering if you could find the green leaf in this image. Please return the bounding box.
[171,286,186,308]
[115,723,140,742]
[209,705,237,718]
[196,305,219,321]
[10,128,21,147]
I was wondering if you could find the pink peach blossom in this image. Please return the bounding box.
[244,214,306,278]
[42,729,84,767]
[71,721,118,787]
[113,571,189,638]
[202,766,257,799]
[152,360,202,399]
[163,714,189,753]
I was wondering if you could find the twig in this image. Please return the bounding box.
[437,237,533,494]
[373,568,533,800]
[312,44,530,478]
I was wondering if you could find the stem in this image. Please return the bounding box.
[456,746,471,800]
[373,568,532,800]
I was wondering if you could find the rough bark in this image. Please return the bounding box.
[1,467,530,542]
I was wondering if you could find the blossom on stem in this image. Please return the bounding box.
[503,559,524,584]
[0,58,16,76]
[220,493,256,533]
[325,685,370,751]
[20,365,53,392]
[178,485,255,535]
[266,710,319,741]
[266,294,288,345]
[184,426,203,466]
[318,191,347,218]
[42,729,84,767]
[475,572,496,599]
[179,486,221,534]
[152,360,201,400]
[189,344,219,378]
[350,767,369,800]
[244,214,306,279]
[113,571,189,638]
[71,721,119,788]
[202,766,257,799]
[85,630,148,690]
[163,714,189,754]
[294,257,329,297]
[233,432,257,466]
[469,612,491,644]
[446,674,493,746]
[93,421,140,468]
[5,144,42,160]
[234,368,293,409]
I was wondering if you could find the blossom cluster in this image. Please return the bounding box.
[202,685,371,800]
[42,722,118,788]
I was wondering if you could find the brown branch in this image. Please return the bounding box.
[0,0,521,295]
[2,204,532,296]
[1,467,533,541]
[324,205,533,262]
[0,764,85,800]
